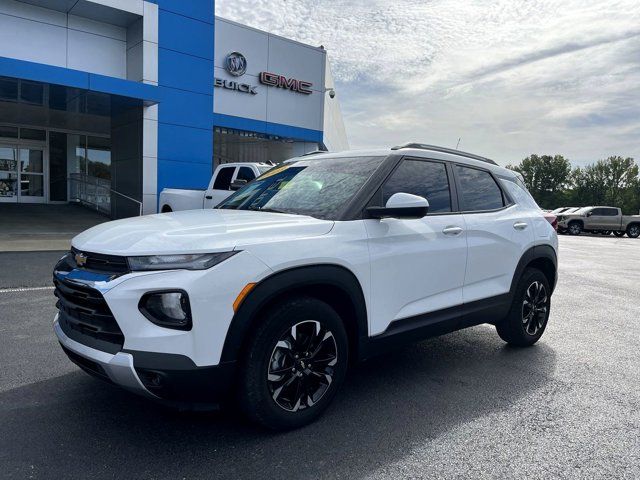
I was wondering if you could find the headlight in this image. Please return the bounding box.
[127,251,238,271]
[139,290,192,330]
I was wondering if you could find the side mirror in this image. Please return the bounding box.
[366,192,429,219]
[586,211,592,217]
[230,179,248,191]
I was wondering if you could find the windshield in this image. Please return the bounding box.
[257,165,272,174]
[217,156,385,220]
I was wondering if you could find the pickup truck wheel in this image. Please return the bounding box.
[567,222,582,235]
[613,231,625,237]
[496,268,550,347]
[238,296,348,430]
[627,224,640,238]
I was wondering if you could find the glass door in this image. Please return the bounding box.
[0,145,18,202]
[18,147,45,203]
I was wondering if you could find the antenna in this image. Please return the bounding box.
[455,138,461,150]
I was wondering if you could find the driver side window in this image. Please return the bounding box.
[382,159,452,213]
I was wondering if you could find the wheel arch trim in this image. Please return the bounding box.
[219,264,368,364]
[510,245,558,295]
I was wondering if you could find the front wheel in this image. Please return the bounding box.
[627,224,640,238]
[496,268,551,347]
[238,296,348,430]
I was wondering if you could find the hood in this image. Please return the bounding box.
[72,209,334,256]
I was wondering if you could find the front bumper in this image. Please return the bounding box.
[54,315,157,399]
[55,315,237,403]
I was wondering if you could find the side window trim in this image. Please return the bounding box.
[451,163,512,214]
[381,156,457,215]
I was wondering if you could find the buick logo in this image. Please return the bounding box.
[225,52,247,77]
[75,252,87,267]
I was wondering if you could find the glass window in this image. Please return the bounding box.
[456,165,504,211]
[20,81,44,105]
[20,128,46,142]
[0,147,18,198]
[218,156,385,220]
[213,167,235,190]
[236,167,256,182]
[20,174,43,197]
[87,136,111,180]
[603,208,618,216]
[382,159,451,213]
[0,125,19,139]
[19,149,43,173]
[0,78,18,101]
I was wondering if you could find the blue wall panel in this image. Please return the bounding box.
[213,113,324,144]
[158,10,214,59]
[157,159,212,191]
[155,0,215,196]
[157,123,211,165]
[158,48,213,95]
[156,0,213,23]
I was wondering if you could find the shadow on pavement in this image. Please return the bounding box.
[0,327,556,480]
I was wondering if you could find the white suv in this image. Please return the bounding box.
[53,144,558,429]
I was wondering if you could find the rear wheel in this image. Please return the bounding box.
[238,296,348,430]
[613,231,625,237]
[568,222,582,235]
[496,268,551,347]
[627,224,640,238]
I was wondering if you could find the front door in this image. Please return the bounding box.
[18,147,45,203]
[365,158,468,335]
[0,145,46,203]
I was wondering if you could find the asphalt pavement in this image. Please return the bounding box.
[1,235,639,479]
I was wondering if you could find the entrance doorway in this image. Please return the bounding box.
[0,144,46,203]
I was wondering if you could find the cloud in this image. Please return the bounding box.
[216,0,640,166]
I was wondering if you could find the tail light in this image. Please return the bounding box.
[543,213,558,231]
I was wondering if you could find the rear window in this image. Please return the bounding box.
[213,167,235,190]
[455,165,504,211]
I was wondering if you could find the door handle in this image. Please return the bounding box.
[513,222,528,230]
[205,195,213,200]
[442,226,463,236]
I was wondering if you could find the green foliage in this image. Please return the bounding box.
[508,155,640,214]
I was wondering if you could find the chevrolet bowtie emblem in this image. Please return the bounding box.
[75,252,88,267]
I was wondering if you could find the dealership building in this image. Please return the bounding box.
[0,0,348,218]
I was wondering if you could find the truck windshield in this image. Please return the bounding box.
[217,156,385,220]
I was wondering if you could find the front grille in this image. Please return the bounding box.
[54,277,124,354]
[70,247,129,274]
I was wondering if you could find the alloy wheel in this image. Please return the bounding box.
[267,320,338,412]
[521,281,548,336]
[569,224,581,235]
[629,225,640,237]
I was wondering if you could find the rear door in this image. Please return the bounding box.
[600,208,621,230]
[455,164,535,303]
[204,165,236,208]
[365,157,468,335]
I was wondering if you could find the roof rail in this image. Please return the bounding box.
[301,149,328,157]
[390,143,498,166]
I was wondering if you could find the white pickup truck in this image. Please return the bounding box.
[159,162,272,212]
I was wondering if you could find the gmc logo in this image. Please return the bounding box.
[259,72,313,95]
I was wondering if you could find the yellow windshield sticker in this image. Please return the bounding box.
[257,164,290,180]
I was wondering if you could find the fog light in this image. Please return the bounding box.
[139,290,192,330]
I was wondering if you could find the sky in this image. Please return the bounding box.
[216,0,640,167]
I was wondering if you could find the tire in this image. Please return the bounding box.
[613,231,625,237]
[627,224,640,238]
[567,221,582,236]
[238,296,348,430]
[496,268,551,347]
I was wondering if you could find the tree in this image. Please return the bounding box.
[507,154,572,209]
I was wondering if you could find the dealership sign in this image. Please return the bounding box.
[259,72,312,95]
[215,51,314,96]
